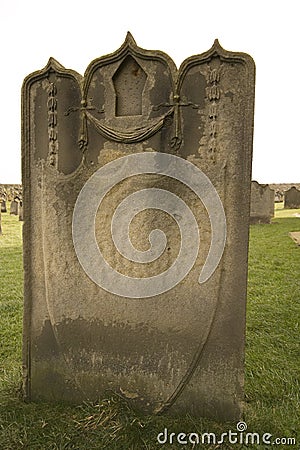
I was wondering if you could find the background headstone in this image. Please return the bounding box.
[250,181,274,224]
[22,34,255,420]
[10,200,18,215]
[284,186,300,209]
[19,201,23,221]
[1,200,6,213]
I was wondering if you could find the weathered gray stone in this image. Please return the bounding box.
[284,186,300,209]
[250,181,274,224]
[22,34,255,420]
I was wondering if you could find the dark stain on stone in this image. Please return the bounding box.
[34,319,60,360]
[34,317,196,378]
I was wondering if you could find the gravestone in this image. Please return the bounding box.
[22,34,255,420]
[10,200,18,215]
[284,186,300,209]
[250,181,274,224]
[19,201,23,221]
[1,200,6,213]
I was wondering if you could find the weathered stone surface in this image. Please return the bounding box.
[250,181,274,224]
[22,34,255,420]
[284,186,300,209]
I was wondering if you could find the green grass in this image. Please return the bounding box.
[0,211,299,449]
[246,218,300,440]
[274,201,300,218]
[0,213,23,393]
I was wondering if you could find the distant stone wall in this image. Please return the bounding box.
[269,183,300,192]
[250,181,274,224]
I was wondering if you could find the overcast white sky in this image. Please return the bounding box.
[0,0,299,183]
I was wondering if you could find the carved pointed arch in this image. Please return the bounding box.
[83,32,177,98]
[178,39,255,91]
[22,57,83,177]
[81,32,178,157]
[82,32,176,122]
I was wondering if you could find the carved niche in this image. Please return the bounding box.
[113,55,147,116]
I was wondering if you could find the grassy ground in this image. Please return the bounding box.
[0,210,299,449]
[274,201,300,218]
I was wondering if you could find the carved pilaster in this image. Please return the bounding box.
[47,82,58,168]
[206,66,221,163]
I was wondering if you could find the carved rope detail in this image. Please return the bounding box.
[206,68,220,163]
[47,82,58,167]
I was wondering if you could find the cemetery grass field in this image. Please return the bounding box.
[0,210,299,449]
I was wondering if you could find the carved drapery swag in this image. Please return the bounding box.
[84,108,174,144]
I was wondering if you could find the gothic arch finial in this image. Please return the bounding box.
[124,31,137,47]
[211,39,224,55]
[45,57,65,71]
